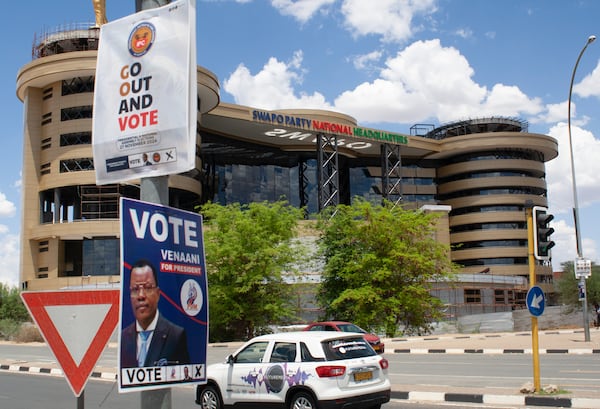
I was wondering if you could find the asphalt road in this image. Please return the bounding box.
[0,371,580,409]
[389,353,600,395]
[1,342,599,404]
[2,342,598,394]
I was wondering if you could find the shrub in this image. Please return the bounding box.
[0,319,21,340]
[13,322,44,343]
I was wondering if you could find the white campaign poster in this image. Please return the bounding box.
[92,0,197,185]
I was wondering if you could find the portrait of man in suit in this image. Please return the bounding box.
[120,259,190,367]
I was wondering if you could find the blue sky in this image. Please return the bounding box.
[1,0,600,285]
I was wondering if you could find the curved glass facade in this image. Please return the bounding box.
[200,132,437,214]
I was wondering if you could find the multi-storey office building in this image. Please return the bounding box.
[17,24,558,314]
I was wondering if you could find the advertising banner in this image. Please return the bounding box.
[118,198,208,393]
[93,0,197,184]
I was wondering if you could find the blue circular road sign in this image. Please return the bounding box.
[526,286,545,317]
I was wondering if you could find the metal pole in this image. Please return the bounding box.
[135,2,172,409]
[77,390,84,409]
[526,206,541,392]
[567,35,595,342]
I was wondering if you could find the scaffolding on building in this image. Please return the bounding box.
[430,272,529,320]
[32,23,99,59]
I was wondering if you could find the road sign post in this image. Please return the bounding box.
[574,258,592,341]
[20,290,120,401]
[526,206,542,392]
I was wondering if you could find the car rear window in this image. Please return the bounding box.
[322,337,376,360]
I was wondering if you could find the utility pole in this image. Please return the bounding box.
[135,0,172,407]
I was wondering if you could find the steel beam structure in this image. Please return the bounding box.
[316,133,339,213]
[298,159,310,218]
[381,143,402,206]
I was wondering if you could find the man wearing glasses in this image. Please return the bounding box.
[120,259,190,367]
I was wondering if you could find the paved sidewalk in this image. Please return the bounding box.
[386,327,600,354]
[384,327,600,408]
[1,327,599,407]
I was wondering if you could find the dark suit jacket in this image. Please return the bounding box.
[121,314,190,367]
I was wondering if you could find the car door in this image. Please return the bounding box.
[224,341,269,405]
[257,341,299,405]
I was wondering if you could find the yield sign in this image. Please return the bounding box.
[20,289,119,397]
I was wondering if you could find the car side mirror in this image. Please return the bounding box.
[227,354,235,364]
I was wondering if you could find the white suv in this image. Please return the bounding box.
[196,331,391,409]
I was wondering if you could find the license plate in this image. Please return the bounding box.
[353,371,373,382]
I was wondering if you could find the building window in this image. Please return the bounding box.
[62,77,94,96]
[495,289,505,304]
[60,158,94,172]
[40,162,51,175]
[80,185,120,219]
[60,238,119,277]
[451,222,526,233]
[459,258,528,267]
[82,238,119,276]
[61,106,93,121]
[41,137,52,150]
[457,240,527,249]
[42,87,53,100]
[60,131,92,146]
[41,112,52,125]
[464,289,481,304]
[39,241,49,253]
[37,267,49,279]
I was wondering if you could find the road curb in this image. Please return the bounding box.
[0,363,117,381]
[3,364,600,408]
[392,348,600,354]
[390,390,600,408]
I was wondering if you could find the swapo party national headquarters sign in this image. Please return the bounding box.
[118,198,207,392]
[93,0,197,184]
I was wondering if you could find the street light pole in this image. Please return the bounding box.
[567,34,595,342]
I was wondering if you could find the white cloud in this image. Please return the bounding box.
[0,192,16,218]
[573,59,600,98]
[0,229,19,287]
[550,218,598,270]
[341,0,437,43]
[334,39,542,124]
[351,50,383,71]
[534,101,568,124]
[223,51,333,110]
[545,122,600,270]
[480,84,543,117]
[223,39,545,126]
[546,123,600,214]
[551,219,577,269]
[271,0,336,23]
[454,28,472,39]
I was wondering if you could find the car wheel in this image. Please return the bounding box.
[367,405,381,409]
[199,385,222,409]
[289,391,317,409]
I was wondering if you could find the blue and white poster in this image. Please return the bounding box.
[118,198,208,393]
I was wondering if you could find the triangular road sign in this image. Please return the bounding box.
[21,289,120,397]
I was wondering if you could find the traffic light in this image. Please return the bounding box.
[533,206,555,260]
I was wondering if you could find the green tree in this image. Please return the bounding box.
[201,200,305,341]
[317,199,458,337]
[0,283,30,339]
[555,261,600,312]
